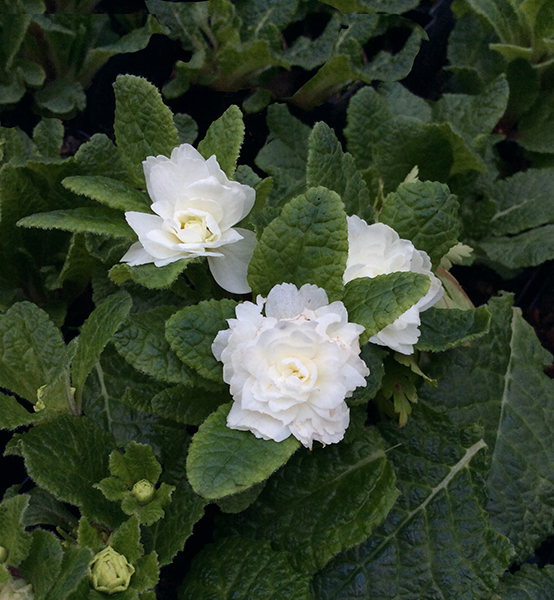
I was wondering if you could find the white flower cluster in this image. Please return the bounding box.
[0,578,34,600]
[212,283,369,448]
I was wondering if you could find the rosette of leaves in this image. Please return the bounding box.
[0,7,161,117]
[148,0,426,110]
[95,442,175,527]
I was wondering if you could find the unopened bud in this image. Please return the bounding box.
[89,547,135,595]
[132,480,155,505]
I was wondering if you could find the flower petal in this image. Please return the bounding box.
[207,228,257,294]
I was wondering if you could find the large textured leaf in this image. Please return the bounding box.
[248,186,348,300]
[62,176,151,212]
[420,295,554,560]
[43,545,93,600]
[186,403,300,500]
[0,495,31,567]
[165,299,238,384]
[109,258,194,290]
[478,225,554,268]
[342,272,429,344]
[493,564,554,599]
[113,74,180,187]
[179,537,312,600]
[220,427,399,573]
[19,529,63,600]
[312,406,514,600]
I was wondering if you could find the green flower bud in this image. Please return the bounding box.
[0,547,7,563]
[89,547,135,595]
[132,479,155,505]
[0,577,34,600]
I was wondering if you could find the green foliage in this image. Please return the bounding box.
[0,495,31,570]
[109,259,196,291]
[248,186,348,300]
[62,176,151,213]
[186,403,300,500]
[179,537,312,600]
[494,564,554,599]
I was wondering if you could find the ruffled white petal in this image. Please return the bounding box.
[207,228,257,294]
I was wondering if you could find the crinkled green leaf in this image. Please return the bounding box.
[111,515,143,564]
[312,405,514,600]
[34,77,86,117]
[420,295,554,560]
[342,272,429,344]
[77,517,104,554]
[19,529,63,600]
[72,292,132,393]
[22,488,78,531]
[186,403,300,500]
[255,104,310,204]
[416,306,492,351]
[132,551,159,593]
[461,0,527,46]
[379,180,460,267]
[179,537,312,600]
[216,481,266,514]
[197,105,244,178]
[113,306,196,385]
[17,207,135,239]
[0,301,65,403]
[33,118,64,159]
[173,113,198,145]
[348,343,387,405]
[113,74,180,187]
[166,298,238,384]
[109,442,162,488]
[142,483,206,567]
[0,392,36,429]
[220,428,399,572]
[44,545,93,600]
[62,176,150,213]
[16,414,124,528]
[307,122,373,221]
[0,495,31,566]
[94,477,128,502]
[73,133,129,181]
[248,186,348,300]
[494,564,554,599]
[120,482,174,527]
[109,258,195,290]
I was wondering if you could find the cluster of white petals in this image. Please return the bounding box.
[344,216,444,354]
[0,578,34,600]
[212,283,369,448]
[121,143,256,294]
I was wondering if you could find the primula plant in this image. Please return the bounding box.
[1,2,554,599]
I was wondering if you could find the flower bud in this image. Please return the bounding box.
[0,547,7,563]
[0,577,34,600]
[132,480,155,505]
[89,547,135,595]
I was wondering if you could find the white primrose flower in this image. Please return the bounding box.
[212,283,369,448]
[121,143,257,294]
[344,216,444,355]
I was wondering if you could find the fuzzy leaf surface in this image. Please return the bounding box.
[62,176,151,212]
[0,495,31,566]
[33,118,64,158]
[312,406,513,600]
[44,545,93,600]
[220,428,399,572]
[109,258,194,290]
[186,403,300,500]
[248,186,348,300]
[494,564,554,599]
[0,393,36,429]
[478,225,554,268]
[179,537,312,600]
[19,529,63,600]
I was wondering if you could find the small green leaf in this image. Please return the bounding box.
[0,392,36,429]
[0,495,31,566]
[150,385,229,426]
[17,207,135,239]
[109,259,195,290]
[19,529,63,600]
[111,516,142,564]
[33,118,64,159]
[95,478,128,502]
[197,105,244,178]
[179,538,312,600]
[416,306,492,352]
[186,403,300,499]
[342,272,430,344]
[379,180,460,267]
[113,75,180,187]
[72,292,133,394]
[62,176,151,212]
[221,428,399,572]
[173,113,198,145]
[166,299,238,383]
[132,552,159,593]
[248,186,348,300]
[109,442,162,488]
[44,545,93,600]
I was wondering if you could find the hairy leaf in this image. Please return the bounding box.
[62,176,150,212]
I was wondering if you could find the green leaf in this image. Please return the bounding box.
[72,292,133,394]
[173,113,198,145]
[179,537,312,600]
[44,545,93,600]
[62,176,151,212]
[186,403,300,500]
[0,392,36,429]
[33,118,64,159]
[306,122,373,221]
[416,306,492,351]
[132,552,159,593]
[517,91,554,153]
[111,516,143,564]
[319,0,419,13]
[494,564,554,599]
[248,186,348,300]
[34,78,86,117]
[150,385,229,426]
[113,74,180,187]
[77,517,104,554]
[166,299,238,384]
[0,495,31,566]
[142,483,206,567]
[461,0,527,46]
[220,428,399,572]
[16,414,123,528]
[109,259,195,290]
[312,405,514,600]
[420,295,554,560]
[113,306,196,385]
[17,207,135,239]
[197,105,244,178]
[22,488,78,531]
[342,272,430,344]
[379,180,461,267]
[0,301,65,402]
[19,529,63,600]
[109,442,162,488]
[73,134,129,181]
[216,481,266,514]
[95,477,128,502]
[255,104,310,205]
